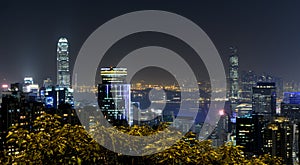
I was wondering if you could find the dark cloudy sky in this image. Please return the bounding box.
[1,0,300,85]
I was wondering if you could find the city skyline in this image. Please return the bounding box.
[1,1,300,85]
[2,1,300,164]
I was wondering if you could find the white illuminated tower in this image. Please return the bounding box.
[57,37,70,88]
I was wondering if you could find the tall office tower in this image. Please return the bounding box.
[98,67,131,126]
[240,70,257,102]
[281,92,300,163]
[236,114,266,157]
[57,37,70,88]
[263,117,293,165]
[281,92,300,121]
[228,46,239,103]
[228,46,239,134]
[252,82,277,120]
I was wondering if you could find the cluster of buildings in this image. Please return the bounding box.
[0,37,167,155]
[1,36,300,165]
[224,47,299,164]
[0,38,78,155]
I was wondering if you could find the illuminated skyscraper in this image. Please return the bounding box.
[263,117,293,165]
[236,114,265,157]
[240,70,257,102]
[228,46,239,131]
[98,67,131,126]
[252,82,276,120]
[53,38,74,109]
[281,92,300,163]
[57,37,70,88]
[228,46,239,103]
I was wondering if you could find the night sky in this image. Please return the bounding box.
[1,0,300,85]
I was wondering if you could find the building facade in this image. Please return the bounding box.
[236,114,266,157]
[252,82,276,120]
[228,46,239,104]
[57,37,70,88]
[263,117,293,165]
[240,70,257,102]
[98,67,131,126]
[0,83,44,155]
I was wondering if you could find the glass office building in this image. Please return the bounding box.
[98,67,131,126]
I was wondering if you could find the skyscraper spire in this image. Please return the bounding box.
[57,37,70,88]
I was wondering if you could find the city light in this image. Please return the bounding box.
[2,84,8,88]
[219,109,225,116]
[0,3,299,164]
